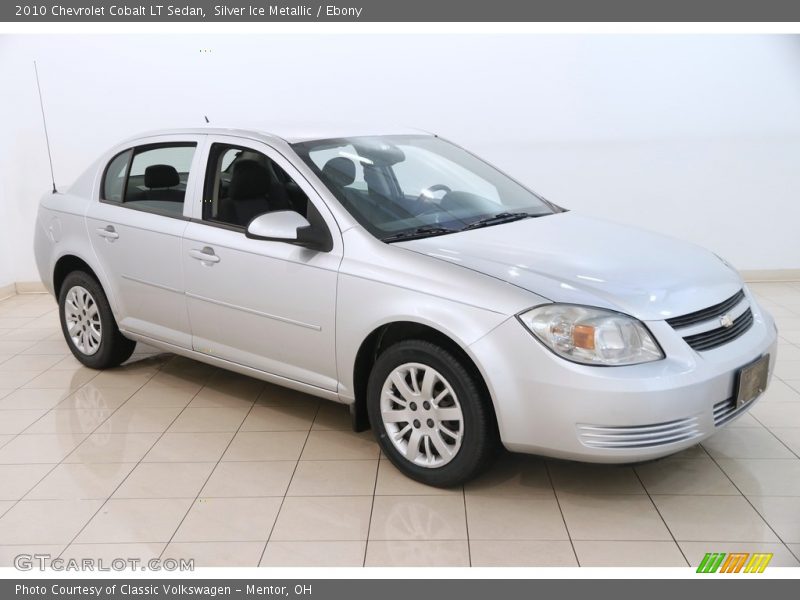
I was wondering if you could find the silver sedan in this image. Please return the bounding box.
[33,126,778,486]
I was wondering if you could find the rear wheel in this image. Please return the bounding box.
[367,340,497,487]
[58,271,136,369]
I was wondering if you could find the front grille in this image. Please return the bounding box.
[666,290,745,329]
[682,308,754,352]
[577,416,702,449]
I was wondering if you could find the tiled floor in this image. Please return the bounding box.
[1,284,800,567]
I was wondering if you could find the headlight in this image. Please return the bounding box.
[518,304,664,366]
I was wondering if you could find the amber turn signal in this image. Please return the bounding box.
[572,324,596,350]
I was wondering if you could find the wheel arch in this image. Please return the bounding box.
[350,320,498,435]
[53,254,102,299]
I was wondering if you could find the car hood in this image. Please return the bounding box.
[397,212,742,321]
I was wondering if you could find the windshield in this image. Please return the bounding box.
[291,135,558,242]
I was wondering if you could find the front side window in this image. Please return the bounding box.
[292,135,557,241]
[101,143,196,217]
[202,143,309,228]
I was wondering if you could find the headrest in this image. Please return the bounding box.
[322,157,356,187]
[229,159,270,200]
[352,141,405,166]
[144,164,179,189]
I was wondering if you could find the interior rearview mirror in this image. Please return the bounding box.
[245,211,332,252]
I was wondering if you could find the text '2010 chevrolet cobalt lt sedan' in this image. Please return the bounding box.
[34,126,777,486]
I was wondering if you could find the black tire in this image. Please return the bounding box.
[367,340,497,487]
[58,271,136,369]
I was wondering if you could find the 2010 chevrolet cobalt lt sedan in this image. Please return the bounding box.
[33,126,778,486]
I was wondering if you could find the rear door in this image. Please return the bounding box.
[86,135,206,348]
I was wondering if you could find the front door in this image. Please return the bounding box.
[182,137,342,391]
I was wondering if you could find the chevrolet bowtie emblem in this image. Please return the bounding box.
[720,314,734,328]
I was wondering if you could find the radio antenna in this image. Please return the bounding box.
[33,61,57,194]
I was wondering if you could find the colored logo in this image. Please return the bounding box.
[697,552,773,573]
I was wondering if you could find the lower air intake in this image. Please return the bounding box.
[578,417,702,449]
[713,397,749,427]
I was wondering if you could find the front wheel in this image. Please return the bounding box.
[367,340,497,487]
[58,271,136,369]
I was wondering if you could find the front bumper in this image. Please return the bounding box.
[469,291,778,462]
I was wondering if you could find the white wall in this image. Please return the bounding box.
[0,177,14,292]
[1,34,799,286]
[0,42,17,292]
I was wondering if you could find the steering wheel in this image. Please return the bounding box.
[414,185,453,220]
[416,184,452,205]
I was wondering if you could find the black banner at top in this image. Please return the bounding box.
[4,0,800,22]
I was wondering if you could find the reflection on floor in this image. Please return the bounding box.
[0,283,799,567]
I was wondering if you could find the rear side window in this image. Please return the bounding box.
[101,150,132,202]
[101,143,196,217]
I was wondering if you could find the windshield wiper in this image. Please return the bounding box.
[382,225,457,243]
[463,212,536,231]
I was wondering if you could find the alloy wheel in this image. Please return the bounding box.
[63,285,102,356]
[379,362,464,468]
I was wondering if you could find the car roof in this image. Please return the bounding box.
[124,123,434,145]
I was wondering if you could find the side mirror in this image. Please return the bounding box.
[245,211,332,252]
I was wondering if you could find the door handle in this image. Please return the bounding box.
[96,225,119,241]
[189,247,220,264]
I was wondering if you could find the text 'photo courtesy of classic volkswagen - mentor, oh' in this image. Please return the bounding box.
[33,126,778,486]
